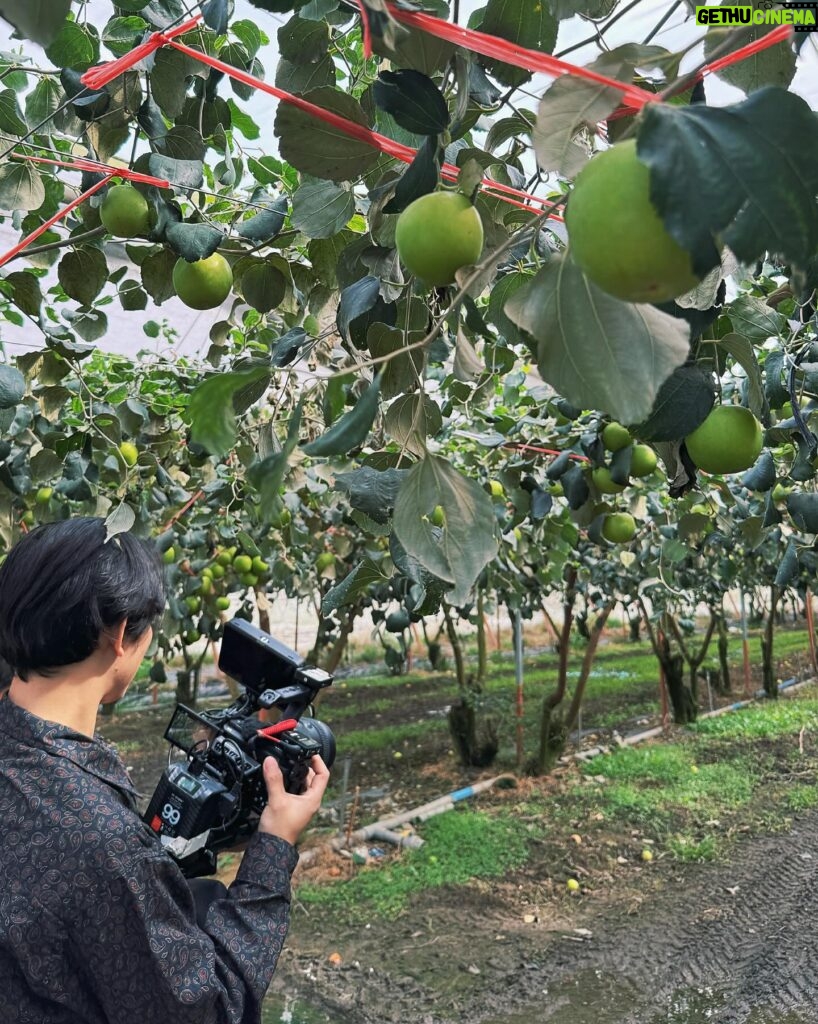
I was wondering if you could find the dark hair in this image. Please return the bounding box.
[0,518,166,681]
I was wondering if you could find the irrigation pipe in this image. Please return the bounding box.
[331,773,517,851]
[572,675,813,764]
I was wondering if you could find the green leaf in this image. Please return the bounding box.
[3,271,42,316]
[141,248,178,305]
[291,180,354,239]
[715,332,770,425]
[147,154,204,189]
[533,75,622,177]
[335,465,408,524]
[150,48,207,118]
[0,0,71,46]
[741,450,775,492]
[247,398,304,513]
[237,196,288,242]
[302,375,381,456]
[639,88,818,276]
[727,293,784,344]
[787,493,818,534]
[393,455,499,606]
[478,0,558,87]
[274,87,379,182]
[774,537,799,588]
[322,558,390,615]
[504,256,690,425]
[384,392,442,457]
[632,365,716,442]
[0,88,26,135]
[704,6,796,95]
[337,275,396,348]
[0,162,45,211]
[240,260,287,314]
[0,365,25,409]
[24,77,62,129]
[102,16,149,57]
[45,20,98,70]
[189,368,271,456]
[372,69,450,136]
[104,502,136,541]
[164,222,224,262]
[57,247,108,306]
[367,323,424,400]
[227,98,260,139]
[277,15,330,62]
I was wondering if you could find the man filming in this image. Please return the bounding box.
[0,517,329,1023]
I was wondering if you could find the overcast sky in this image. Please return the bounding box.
[1,0,816,359]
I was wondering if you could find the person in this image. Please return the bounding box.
[0,517,329,1023]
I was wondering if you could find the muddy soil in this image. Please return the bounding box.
[97,648,818,1024]
[272,805,818,1024]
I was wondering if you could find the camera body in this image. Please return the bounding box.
[144,619,335,877]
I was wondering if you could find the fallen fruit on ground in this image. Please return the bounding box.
[602,512,637,543]
[100,184,152,238]
[601,421,631,451]
[566,139,702,303]
[395,191,484,287]
[630,444,658,477]
[173,253,234,310]
[641,849,654,862]
[566,878,580,892]
[684,406,764,475]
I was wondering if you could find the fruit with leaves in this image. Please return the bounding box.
[232,554,253,574]
[592,467,626,494]
[35,487,53,505]
[162,546,176,565]
[601,421,631,451]
[99,184,152,238]
[430,505,445,527]
[315,552,335,572]
[395,191,484,287]
[566,139,702,303]
[630,444,658,478]
[602,512,637,543]
[684,406,764,475]
[173,253,233,310]
[119,442,138,467]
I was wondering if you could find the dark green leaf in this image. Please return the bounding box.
[0,0,71,46]
[291,180,354,238]
[202,0,230,34]
[25,76,62,129]
[302,375,381,456]
[147,154,204,189]
[4,271,42,316]
[0,365,25,409]
[240,261,287,313]
[533,75,621,177]
[393,455,498,605]
[189,368,270,456]
[278,15,330,62]
[382,135,440,215]
[632,365,716,442]
[165,222,224,262]
[275,86,379,182]
[0,88,26,135]
[102,16,149,57]
[335,465,408,524]
[478,0,557,87]
[140,248,178,305]
[45,21,98,70]
[322,558,390,615]
[704,7,796,94]
[504,256,691,425]
[787,493,818,534]
[57,247,108,306]
[639,88,818,276]
[774,537,799,588]
[0,162,45,211]
[373,69,449,136]
[236,196,288,242]
[741,449,775,492]
[337,275,396,348]
[271,327,308,367]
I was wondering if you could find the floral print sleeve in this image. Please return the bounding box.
[0,697,298,1024]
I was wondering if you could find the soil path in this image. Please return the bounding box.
[270,809,818,1024]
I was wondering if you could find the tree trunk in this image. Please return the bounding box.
[663,652,697,724]
[761,586,780,698]
[447,693,499,768]
[536,704,568,774]
[717,614,731,695]
[476,589,487,684]
[629,616,641,643]
[442,603,466,692]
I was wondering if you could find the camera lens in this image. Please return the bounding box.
[295,718,336,769]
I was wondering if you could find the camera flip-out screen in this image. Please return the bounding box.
[164,705,222,755]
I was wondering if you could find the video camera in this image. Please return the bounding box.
[144,619,336,877]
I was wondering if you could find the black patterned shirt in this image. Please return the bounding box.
[0,696,298,1023]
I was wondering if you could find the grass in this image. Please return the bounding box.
[298,809,530,922]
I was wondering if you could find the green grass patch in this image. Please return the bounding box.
[298,809,529,921]
[667,834,719,862]
[691,694,818,740]
[785,785,818,812]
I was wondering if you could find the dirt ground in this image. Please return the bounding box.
[101,654,818,1024]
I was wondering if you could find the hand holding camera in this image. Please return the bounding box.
[259,754,330,846]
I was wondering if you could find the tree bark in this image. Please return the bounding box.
[717,612,731,695]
